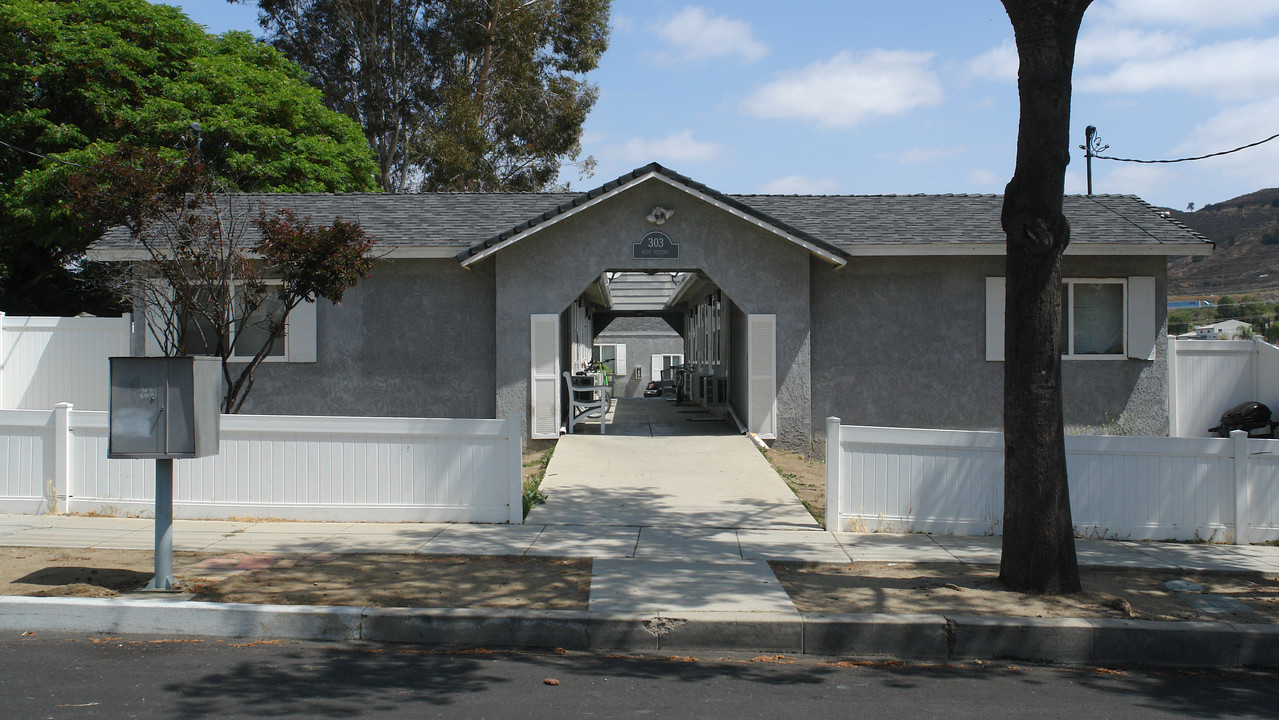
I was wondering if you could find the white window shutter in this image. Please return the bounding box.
[288,299,317,362]
[746,314,777,439]
[1127,275,1157,360]
[614,344,626,377]
[529,314,561,439]
[985,277,1005,362]
[651,354,663,380]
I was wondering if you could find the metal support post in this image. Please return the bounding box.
[144,458,177,591]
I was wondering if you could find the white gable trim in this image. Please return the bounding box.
[459,171,849,269]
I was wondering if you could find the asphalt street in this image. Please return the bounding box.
[3,634,1277,719]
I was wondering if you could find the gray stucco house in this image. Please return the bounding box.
[92,163,1212,451]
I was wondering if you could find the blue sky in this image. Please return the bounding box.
[168,0,1279,209]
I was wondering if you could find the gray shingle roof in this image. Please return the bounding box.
[93,164,1209,256]
[741,192,1209,248]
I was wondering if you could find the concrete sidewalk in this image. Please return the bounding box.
[5,513,1279,573]
[4,513,1279,666]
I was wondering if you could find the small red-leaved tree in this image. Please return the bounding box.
[236,209,376,408]
[130,198,375,413]
[71,144,377,412]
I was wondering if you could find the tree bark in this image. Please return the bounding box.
[998,0,1092,594]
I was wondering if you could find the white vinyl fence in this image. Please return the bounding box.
[0,314,132,411]
[1168,337,1279,437]
[825,419,1279,544]
[0,406,523,524]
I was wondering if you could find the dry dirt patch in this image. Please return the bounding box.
[764,448,825,525]
[1,547,589,610]
[773,562,1279,624]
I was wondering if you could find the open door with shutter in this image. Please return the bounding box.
[529,314,561,439]
[746,314,777,439]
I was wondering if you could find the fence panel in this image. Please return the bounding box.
[1170,338,1279,438]
[829,422,1278,543]
[61,412,521,523]
[835,426,1003,534]
[1065,435,1235,541]
[1248,443,1279,539]
[0,315,131,411]
[0,409,56,513]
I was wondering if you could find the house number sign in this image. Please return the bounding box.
[634,231,679,259]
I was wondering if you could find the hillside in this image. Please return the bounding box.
[1165,188,1279,298]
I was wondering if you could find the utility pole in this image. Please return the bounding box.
[1080,125,1107,196]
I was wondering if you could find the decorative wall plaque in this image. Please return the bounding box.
[634,231,679,259]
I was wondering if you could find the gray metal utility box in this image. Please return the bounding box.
[108,357,222,459]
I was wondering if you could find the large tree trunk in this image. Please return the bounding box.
[998,0,1091,594]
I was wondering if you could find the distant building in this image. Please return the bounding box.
[1181,319,1253,340]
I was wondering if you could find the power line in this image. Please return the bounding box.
[1093,132,1279,164]
[0,138,93,169]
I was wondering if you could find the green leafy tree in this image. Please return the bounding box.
[1215,295,1238,321]
[1238,295,1267,323]
[238,0,610,192]
[1167,309,1196,336]
[0,0,378,315]
[998,0,1092,594]
[1265,322,1279,345]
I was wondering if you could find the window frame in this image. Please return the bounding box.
[228,279,289,363]
[145,278,317,364]
[1062,277,1127,360]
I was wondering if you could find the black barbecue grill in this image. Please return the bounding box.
[1209,401,1278,438]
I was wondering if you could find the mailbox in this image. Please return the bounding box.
[108,357,222,459]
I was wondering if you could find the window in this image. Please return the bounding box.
[232,284,287,360]
[148,280,317,363]
[592,344,615,372]
[985,276,1156,362]
[1062,280,1125,357]
[651,353,684,381]
[591,343,626,376]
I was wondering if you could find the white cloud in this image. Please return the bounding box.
[967,169,1005,189]
[1077,35,1279,100]
[1170,97,1279,188]
[1097,161,1180,200]
[756,175,841,194]
[963,40,1017,83]
[742,50,943,129]
[1093,0,1279,28]
[889,146,968,165]
[611,12,636,33]
[655,6,768,63]
[606,130,722,165]
[1075,27,1188,67]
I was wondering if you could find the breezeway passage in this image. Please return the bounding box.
[528,396,817,530]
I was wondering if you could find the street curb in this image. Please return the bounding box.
[2,596,1277,669]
